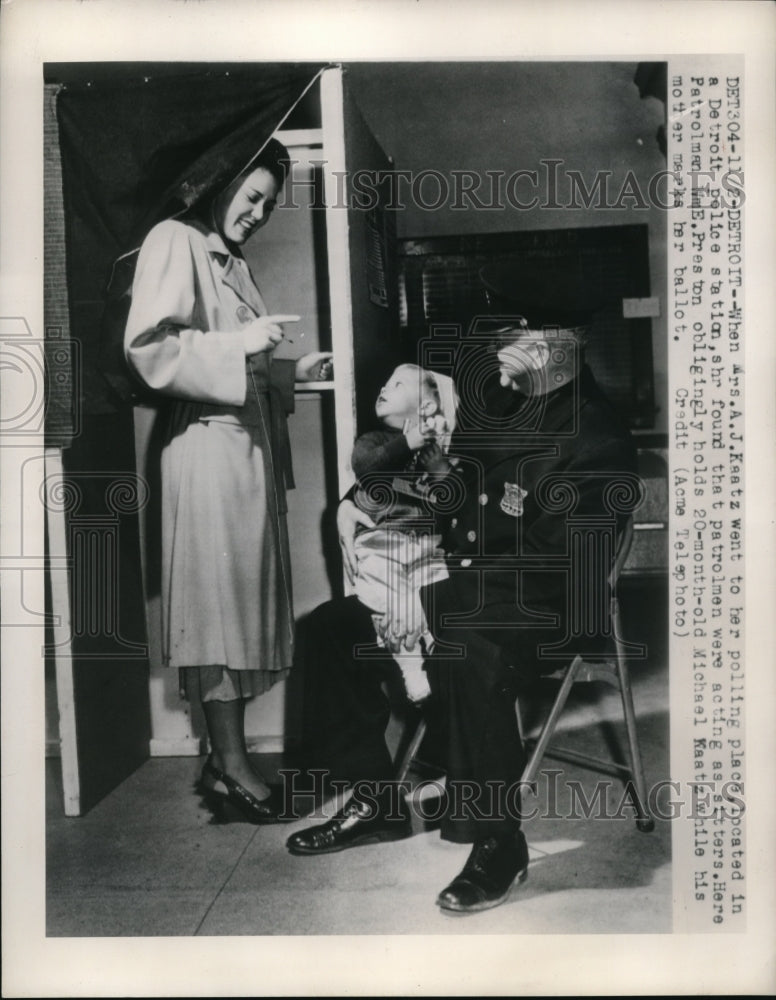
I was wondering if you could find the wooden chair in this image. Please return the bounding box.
[395,517,655,832]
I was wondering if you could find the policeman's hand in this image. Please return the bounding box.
[381,592,425,653]
[419,440,452,474]
[337,498,374,586]
[400,624,423,654]
[376,614,418,655]
[373,613,392,648]
[243,315,300,356]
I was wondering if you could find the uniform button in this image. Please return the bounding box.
[451,518,458,528]
[460,558,472,567]
[467,530,477,542]
[479,493,488,505]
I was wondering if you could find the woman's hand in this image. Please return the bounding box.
[243,314,300,356]
[337,498,374,586]
[295,352,333,382]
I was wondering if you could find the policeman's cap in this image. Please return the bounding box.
[479,261,604,331]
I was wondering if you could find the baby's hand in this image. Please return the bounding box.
[404,422,428,450]
[405,414,447,450]
[422,413,448,437]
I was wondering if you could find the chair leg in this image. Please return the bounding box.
[520,656,583,787]
[614,630,654,832]
[395,718,428,786]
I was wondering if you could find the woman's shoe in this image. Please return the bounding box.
[197,759,292,824]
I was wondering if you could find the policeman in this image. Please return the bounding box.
[287,264,639,915]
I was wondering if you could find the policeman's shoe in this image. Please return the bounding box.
[286,795,412,856]
[436,831,529,913]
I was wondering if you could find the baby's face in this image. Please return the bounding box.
[375,367,432,428]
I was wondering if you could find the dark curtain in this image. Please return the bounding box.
[55,62,325,414]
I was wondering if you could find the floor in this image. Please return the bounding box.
[46,581,672,938]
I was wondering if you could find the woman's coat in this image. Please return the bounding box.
[125,217,296,680]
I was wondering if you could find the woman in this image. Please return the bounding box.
[125,138,331,822]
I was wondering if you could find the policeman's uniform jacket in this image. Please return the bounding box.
[421,363,640,677]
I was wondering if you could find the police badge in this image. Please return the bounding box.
[500,481,528,517]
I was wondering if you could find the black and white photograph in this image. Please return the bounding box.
[2,1,775,996]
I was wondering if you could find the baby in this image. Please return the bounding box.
[351,364,457,701]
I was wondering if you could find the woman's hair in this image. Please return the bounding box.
[249,137,291,188]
